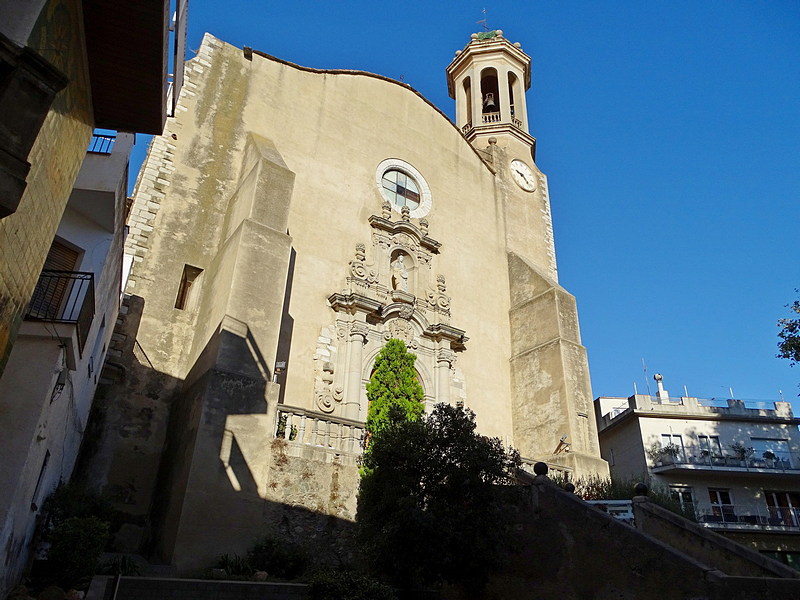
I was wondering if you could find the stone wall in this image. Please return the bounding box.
[86,577,309,600]
[447,475,800,600]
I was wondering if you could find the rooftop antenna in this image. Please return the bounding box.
[476,8,489,31]
[642,358,653,397]
[780,389,786,402]
[633,381,638,395]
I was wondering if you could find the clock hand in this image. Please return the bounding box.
[514,168,530,184]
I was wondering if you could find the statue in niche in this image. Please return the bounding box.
[391,254,409,292]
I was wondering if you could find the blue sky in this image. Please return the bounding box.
[131,0,800,404]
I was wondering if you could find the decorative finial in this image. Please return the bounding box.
[401,205,410,222]
[382,200,392,219]
[419,217,429,234]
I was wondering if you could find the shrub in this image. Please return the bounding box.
[309,569,396,600]
[216,553,253,577]
[564,474,696,521]
[101,554,141,576]
[247,535,307,579]
[47,516,110,588]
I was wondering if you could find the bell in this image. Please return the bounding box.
[483,92,496,110]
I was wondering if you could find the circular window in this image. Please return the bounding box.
[375,159,432,218]
[381,170,420,211]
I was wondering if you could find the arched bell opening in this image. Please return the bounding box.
[508,71,524,129]
[480,67,500,123]
[462,76,472,129]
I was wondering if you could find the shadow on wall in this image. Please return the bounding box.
[77,298,357,574]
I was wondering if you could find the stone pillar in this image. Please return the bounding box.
[499,68,513,125]
[436,348,455,406]
[345,322,369,419]
[471,65,483,126]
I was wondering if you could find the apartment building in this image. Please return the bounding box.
[595,377,800,569]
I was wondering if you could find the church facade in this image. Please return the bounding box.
[86,30,607,572]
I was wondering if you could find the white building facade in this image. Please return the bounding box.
[0,131,132,592]
[595,381,800,569]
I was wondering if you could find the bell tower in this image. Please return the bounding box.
[446,29,536,154]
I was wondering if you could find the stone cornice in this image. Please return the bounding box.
[368,215,441,253]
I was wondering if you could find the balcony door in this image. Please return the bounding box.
[764,491,800,527]
[709,489,736,523]
[27,240,80,319]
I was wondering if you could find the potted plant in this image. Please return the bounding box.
[646,442,665,466]
[647,442,681,466]
[661,443,682,464]
[763,450,776,467]
[729,442,755,466]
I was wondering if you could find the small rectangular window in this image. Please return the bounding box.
[31,450,51,511]
[175,265,203,310]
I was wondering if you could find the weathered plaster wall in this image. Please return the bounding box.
[507,252,607,475]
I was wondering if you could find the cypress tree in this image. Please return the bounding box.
[365,339,424,436]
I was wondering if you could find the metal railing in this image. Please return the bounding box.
[25,270,94,353]
[696,505,800,528]
[275,405,364,455]
[87,133,116,154]
[586,499,635,524]
[654,450,798,472]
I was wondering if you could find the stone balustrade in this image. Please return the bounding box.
[275,405,364,455]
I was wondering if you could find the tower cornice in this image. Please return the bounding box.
[446,32,531,99]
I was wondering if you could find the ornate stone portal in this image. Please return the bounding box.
[316,201,468,420]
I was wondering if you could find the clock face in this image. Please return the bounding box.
[510,159,536,192]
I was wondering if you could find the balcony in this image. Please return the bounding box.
[696,505,800,531]
[275,405,364,465]
[652,451,800,476]
[87,132,116,154]
[24,270,94,355]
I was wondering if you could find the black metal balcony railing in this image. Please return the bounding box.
[87,133,116,154]
[25,270,94,354]
[697,506,800,528]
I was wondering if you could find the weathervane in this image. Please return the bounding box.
[476,8,489,32]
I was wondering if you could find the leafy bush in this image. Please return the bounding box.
[47,516,110,588]
[42,483,119,529]
[309,569,396,600]
[101,554,141,576]
[358,403,521,589]
[247,535,307,579]
[216,553,253,577]
[564,474,696,521]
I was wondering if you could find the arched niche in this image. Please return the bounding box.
[389,248,415,294]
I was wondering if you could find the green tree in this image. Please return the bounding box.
[778,297,800,366]
[358,403,522,590]
[365,339,424,436]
